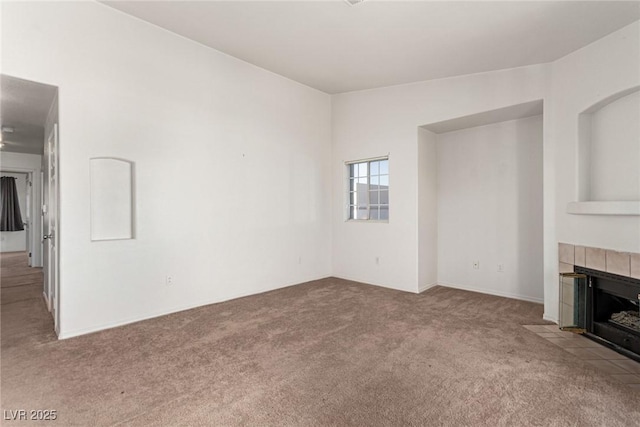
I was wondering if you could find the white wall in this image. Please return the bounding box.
[333,20,639,322]
[1,2,332,338]
[0,172,28,252]
[545,20,640,321]
[437,116,544,302]
[332,65,547,293]
[0,152,42,265]
[551,21,640,251]
[417,128,437,291]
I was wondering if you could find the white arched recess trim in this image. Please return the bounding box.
[89,157,135,242]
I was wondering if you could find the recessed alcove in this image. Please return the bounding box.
[418,100,544,302]
[570,87,640,215]
[90,158,135,241]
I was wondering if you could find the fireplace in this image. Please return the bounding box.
[574,266,640,362]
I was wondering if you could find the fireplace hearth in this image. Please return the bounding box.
[574,266,640,362]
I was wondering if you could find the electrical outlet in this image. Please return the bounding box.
[497,264,504,273]
[473,261,480,270]
[166,276,173,286]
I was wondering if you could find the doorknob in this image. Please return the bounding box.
[43,234,53,240]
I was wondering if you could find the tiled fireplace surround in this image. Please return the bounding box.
[558,243,640,279]
[558,243,639,337]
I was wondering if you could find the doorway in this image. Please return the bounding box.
[0,172,29,254]
[1,74,60,335]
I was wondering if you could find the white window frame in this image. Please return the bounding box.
[345,156,389,222]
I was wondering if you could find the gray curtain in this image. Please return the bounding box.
[0,176,24,231]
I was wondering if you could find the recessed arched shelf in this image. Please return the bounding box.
[90,157,135,241]
[569,86,640,216]
[567,201,640,216]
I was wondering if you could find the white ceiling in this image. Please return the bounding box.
[1,75,57,155]
[102,1,640,94]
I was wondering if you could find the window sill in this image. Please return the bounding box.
[346,219,389,223]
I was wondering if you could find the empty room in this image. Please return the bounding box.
[1,1,640,425]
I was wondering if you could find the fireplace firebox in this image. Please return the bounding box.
[574,266,640,362]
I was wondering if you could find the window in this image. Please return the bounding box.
[347,158,389,221]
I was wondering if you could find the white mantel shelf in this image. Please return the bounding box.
[567,201,640,216]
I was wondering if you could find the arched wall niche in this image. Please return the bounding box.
[569,86,640,216]
[90,157,135,241]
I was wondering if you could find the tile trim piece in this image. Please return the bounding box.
[559,243,639,281]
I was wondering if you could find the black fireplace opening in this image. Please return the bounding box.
[574,266,640,362]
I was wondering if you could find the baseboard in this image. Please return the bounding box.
[418,282,438,293]
[543,313,558,324]
[58,303,219,339]
[437,281,544,304]
[57,276,547,339]
[58,274,331,340]
[42,291,51,312]
[330,275,416,294]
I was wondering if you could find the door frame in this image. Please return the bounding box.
[25,171,32,266]
[0,168,41,266]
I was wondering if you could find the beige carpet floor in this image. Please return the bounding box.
[1,252,639,426]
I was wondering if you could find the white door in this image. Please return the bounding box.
[25,173,32,266]
[44,124,59,331]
